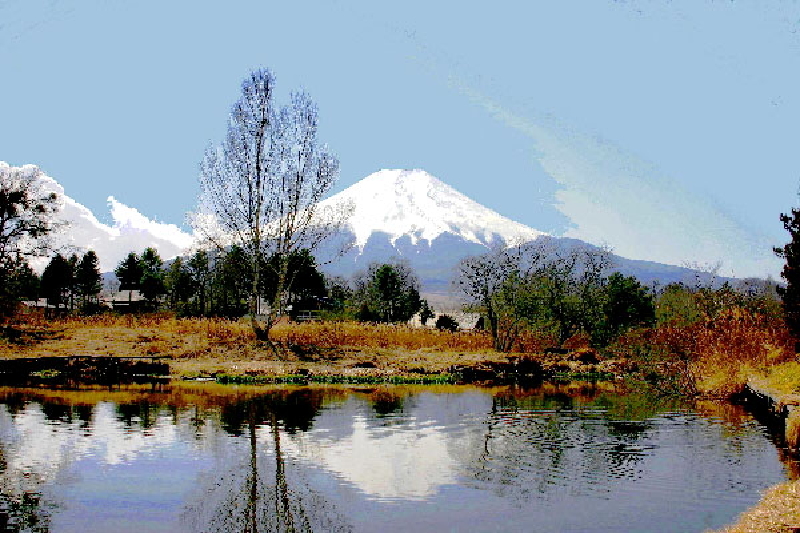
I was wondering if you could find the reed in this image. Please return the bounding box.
[613,307,796,397]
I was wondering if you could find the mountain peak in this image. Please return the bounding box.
[321,169,546,249]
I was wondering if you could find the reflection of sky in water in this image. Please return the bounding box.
[0,387,790,533]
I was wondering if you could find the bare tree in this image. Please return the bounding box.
[456,242,548,351]
[192,69,351,341]
[0,164,63,317]
[0,164,62,266]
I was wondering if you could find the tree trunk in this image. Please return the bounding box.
[271,412,295,532]
[246,407,259,533]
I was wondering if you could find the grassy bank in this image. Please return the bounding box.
[2,309,798,393]
[611,308,797,398]
[0,313,559,381]
[2,308,798,393]
[711,480,800,533]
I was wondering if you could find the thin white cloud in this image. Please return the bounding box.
[452,86,781,279]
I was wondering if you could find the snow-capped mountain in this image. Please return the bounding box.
[317,169,722,294]
[315,169,550,291]
[319,169,547,249]
[2,162,194,272]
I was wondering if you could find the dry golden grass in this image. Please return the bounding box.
[616,308,797,397]
[270,320,500,351]
[711,480,800,533]
[4,308,797,395]
[760,361,800,397]
[0,313,538,378]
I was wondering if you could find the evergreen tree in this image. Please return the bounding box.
[357,263,421,323]
[139,247,165,308]
[326,276,351,312]
[419,300,435,325]
[0,258,39,317]
[75,250,102,308]
[12,261,39,301]
[115,252,142,307]
[212,246,250,318]
[595,273,655,345]
[189,250,211,316]
[41,254,73,311]
[260,249,326,317]
[164,256,193,312]
[775,208,800,344]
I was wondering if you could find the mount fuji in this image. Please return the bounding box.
[319,169,546,250]
[315,169,707,294]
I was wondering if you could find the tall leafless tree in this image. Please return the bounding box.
[192,69,351,341]
[0,164,62,266]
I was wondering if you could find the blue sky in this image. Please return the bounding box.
[2,1,798,278]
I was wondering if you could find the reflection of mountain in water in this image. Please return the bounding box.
[0,385,789,533]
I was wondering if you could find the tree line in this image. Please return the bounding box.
[2,243,433,324]
[456,240,781,352]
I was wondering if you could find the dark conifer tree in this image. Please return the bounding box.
[41,254,73,311]
[115,252,143,307]
[139,247,165,308]
[775,208,800,346]
[75,250,102,308]
[358,263,421,323]
[165,256,193,312]
[189,250,211,316]
[0,258,39,317]
[212,246,250,318]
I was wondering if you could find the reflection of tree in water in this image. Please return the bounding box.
[183,390,352,533]
[369,390,404,417]
[464,389,654,502]
[0,394,28,417]
[0,489,50,532]
[0,403,54,532]
[115,400,160,430]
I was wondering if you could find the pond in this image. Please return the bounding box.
[0,382,794,533]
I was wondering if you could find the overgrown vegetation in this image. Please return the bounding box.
[613,294,792,397]
[456,241,654,352]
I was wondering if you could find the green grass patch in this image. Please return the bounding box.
[29,369,62,379]
[214,373,457,385]
[550,371,617,382]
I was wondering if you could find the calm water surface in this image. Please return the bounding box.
[0,382,794,533]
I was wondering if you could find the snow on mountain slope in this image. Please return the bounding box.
[319,169,547,249]
[2,162,195,272]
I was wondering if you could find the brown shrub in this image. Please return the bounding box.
[613,307,796,396]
